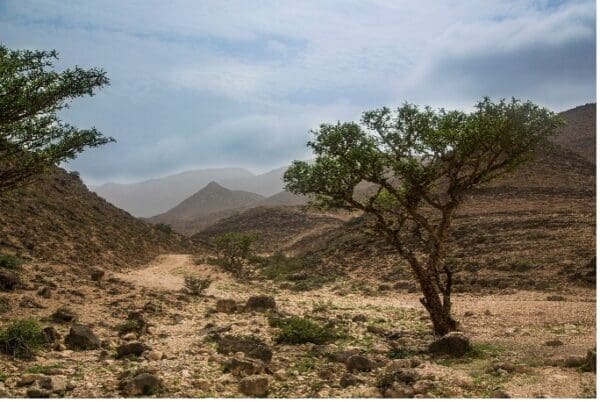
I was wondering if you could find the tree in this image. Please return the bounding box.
[0,45,114,192]
[213,232,259,273]
[284,98,562,336]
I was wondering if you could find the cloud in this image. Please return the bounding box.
[0,0,595,184]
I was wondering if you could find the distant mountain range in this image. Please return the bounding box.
[91,166,290,217]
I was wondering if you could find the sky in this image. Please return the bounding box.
[0,0,596,185]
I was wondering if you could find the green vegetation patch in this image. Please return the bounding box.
[270,315,342,345]
[0,254,22,270]
[0,318,44,358]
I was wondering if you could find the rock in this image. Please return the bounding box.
[19,296,44,308]
[26,387,51,398]
[585,349,596,372]
[122,332,137,341]
[493,389,511,398]
[148,350,163,361]
[215,334,272,362]
[116,342,149,358]
[37,286,52,299]
[546,295,566,301]
[329,348,360,363]
[245,295,276,312]
[0,268,20,291]
[484,309,492,316]
[412,379,435,394]
[544,339,564,347]
[193,379,212,392]
[464,311,475,317]
[564,355,586,368]
[273,369,287,381]
[352,314,368,322]
[239,374,270,397]
[366,325,387,335]
[17,374,43,387]
[91,268,105,281]
[384,384,415,398]
[51,307,77,323]
[42,326,61,344]
[346,355,374,372]
[216,298,238,314]
[122,373,162,396]
[340,372,366,388]
[65,324,100,350]
[38,375,67,392]
[226,356,265,377]
[428,332,470,357]
[127,310,148,334]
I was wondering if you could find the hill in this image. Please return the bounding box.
[192,205,347,253]
[293,105,596,291]
[551,103,596,163]
[258,191,309,207]
[91,167,254,217]
[0,168,191,268]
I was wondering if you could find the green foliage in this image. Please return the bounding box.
[0,318,44,358]
[0,45,114,192]
[0,297,9,314]
[212,232,259,273]
[0,254,22,270]
[26,363,63,374]
[183,275,211,296]
[116,320,142,336]
[154,223,172,234]
[271,315,341,345]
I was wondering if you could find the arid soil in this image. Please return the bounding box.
[0,253,595,398]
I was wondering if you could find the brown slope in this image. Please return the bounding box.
[552,103,596,163]
[192,206,347,253]
[299,108,595,291]
[0,167,191,268]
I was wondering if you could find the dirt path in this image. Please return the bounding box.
[115,254,230,291]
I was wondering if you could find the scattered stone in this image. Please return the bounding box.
[384,384,415,398]
[352,314,368,322]
[215,334,273,362]
[91,268,105,281]
[38,375,67,392]
[329,348,360,363]
[0,269,20,291]
[42,326,61,344]
[366,325,387,336]
[273,369,288,381]
[244,295,276,312]
[17,374,43,387]
[26,387,51,398]
[346,355,375,372]
[544,339,564,347]
[412,379,435,394]
[122,332,137,341]
[340,372,366,388]
[585,349,596,372]
[564,355,587,368]
[193,379,212,392]
[546,295,566,302]
[226,356,265,377]
[484,309,492,316]
[117,342,149,358]
[19,296,44,308]
[216,298,238,314]
[493,389,511,398]
[37,286,52,299]
[65,324,100,350]
[51,307,77,323]
[148,350,163,361]
[239,374,270,397]
[122,373,162,396]
[464,311,475,317]
[428,332,470,357]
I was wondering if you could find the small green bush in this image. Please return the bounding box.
[212,232,259,273]
[0,297,9,314]
[183,275,211,296]
[116,320,141,335]
[272,316,340,345]
[154,223,172,234]
[0,318,44,358]
[0,254,22,270]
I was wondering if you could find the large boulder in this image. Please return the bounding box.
[216,299,238,314]
[428,332,470,357]
[244,295,276,312]
[0,269,20,291]
[116,342,149,358]
[51,307,78,323]
[346,355,375,372]
[239,374,270,397]
[65,324,100,350]
[122,373,162,396]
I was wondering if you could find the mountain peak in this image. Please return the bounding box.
[204,181,226,191]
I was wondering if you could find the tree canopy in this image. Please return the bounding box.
[284,97,563,335]
[0,45,114,191]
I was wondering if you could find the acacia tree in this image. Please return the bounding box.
[284,98,562,336]
[0,45,114,192]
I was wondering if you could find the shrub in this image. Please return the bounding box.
[0,297,9,314]
[116,320,141,335]
[154,223,172,234]
[212,232,259,273]
[271,316,340,345]
[0,318,44,358]
[183,275,211,296]
[0,254,22,270]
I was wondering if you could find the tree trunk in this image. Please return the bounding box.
[418,277,457,336]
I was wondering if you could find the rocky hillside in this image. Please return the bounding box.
[0,168,192,268]
[193,206,347,252]
[552,103,596,163]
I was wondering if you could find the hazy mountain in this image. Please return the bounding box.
[220,166,288,197]
[258,190,309,206]
[91,168,254,217]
